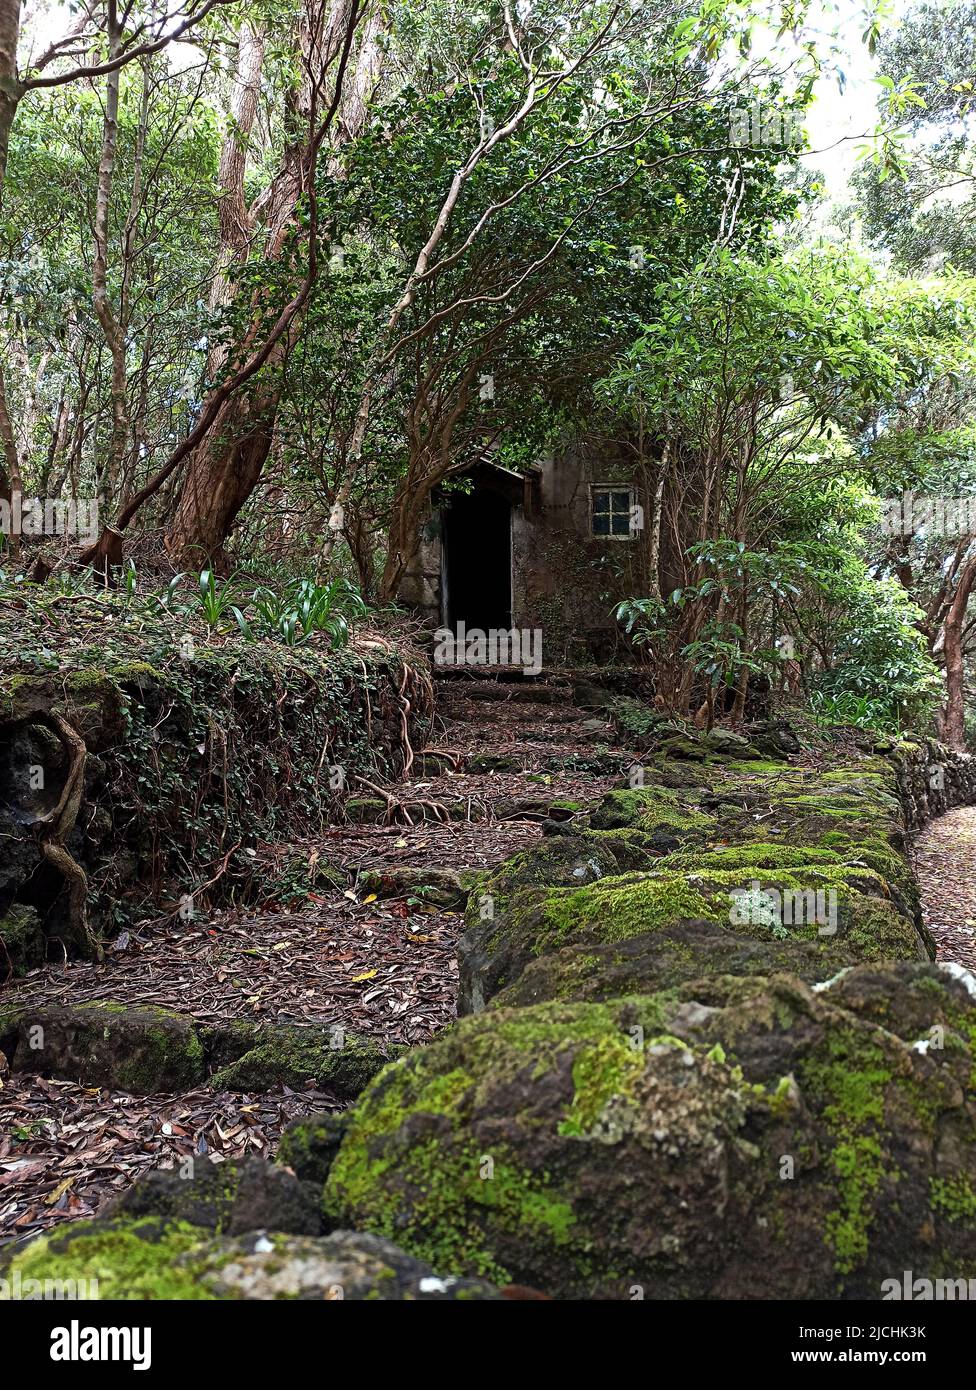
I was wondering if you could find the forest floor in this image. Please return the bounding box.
[0,669,629,1244]
[912,806,976,974]
[6,669,975,1249]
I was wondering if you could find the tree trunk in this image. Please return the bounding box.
[91,6,130,512]
[165,386,277,566]
[0,0,20,203]
[0,364,20,527]
[166,1,381,567]
[0,0,21,516]
[207,19,266,378]
[942,546,976,749]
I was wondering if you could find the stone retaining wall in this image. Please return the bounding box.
[0,640,431,971]
[318,735,976,1297]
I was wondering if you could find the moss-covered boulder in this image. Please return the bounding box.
[277,1113,350,1186]
[106,1157,321,1236]
[458,860,929,1013]
[588,786,718,850]
[486,921,859,1009]
[474,835,620,905]
[458,836,628,1010]
[324,965,976,1298]
[6,1000,205,1091]
[0,1216,501,1300]
[540,820,662,872]
[1,1000,386,1098]
[206,1025,387,1097]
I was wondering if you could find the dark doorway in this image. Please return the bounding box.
[443,488,512,631]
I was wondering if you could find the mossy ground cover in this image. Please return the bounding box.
[0,1217,219,1300]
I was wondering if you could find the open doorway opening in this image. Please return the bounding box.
[442,488,512,631]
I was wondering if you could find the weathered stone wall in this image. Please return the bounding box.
[319,734,976,1298]
[884,734,976,827]
[0,637,431,971]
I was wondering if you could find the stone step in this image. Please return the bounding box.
[343,795,586,826]
[435,680,571,705]
[431,665,551,684]
[436,700,585,725]
[465,750,627,775]
[437,719,611,745]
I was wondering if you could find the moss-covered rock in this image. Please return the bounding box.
[277,1113,350,1186]
[192,1229,504,1299]
[3,1001,386,1099]
[0,1218,219,1300]
[476,835,620,905]
[344,798,388,824]
[324,966,976,1298]
[458,861,929,1013]
[588,787,718,850]
[540,821,661,872]
[0,1216,501,1300]
[7,1000,205,1091]
[207,1026,387,1098]
[486,922,861,1009]
[106,1157,321,1236]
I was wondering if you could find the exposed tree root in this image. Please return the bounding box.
[419,747,463,767]
[34,713,103,962]
[353,774,452,826]
[354,774,397,821]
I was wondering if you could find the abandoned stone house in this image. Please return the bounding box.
[397,442,650,663]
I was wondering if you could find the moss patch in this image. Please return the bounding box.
[0,1217,218,1300]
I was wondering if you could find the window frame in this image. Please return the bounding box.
[589,484,637,540]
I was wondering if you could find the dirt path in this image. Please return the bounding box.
[913,806,976,974]
[0,669,630,1243]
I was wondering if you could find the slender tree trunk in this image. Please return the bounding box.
[0,0,20,201]
[0,366,20,526]
[91,4,130,512]
[647,467,665,600]
[0,0,22,514]
[942,546,976,749]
